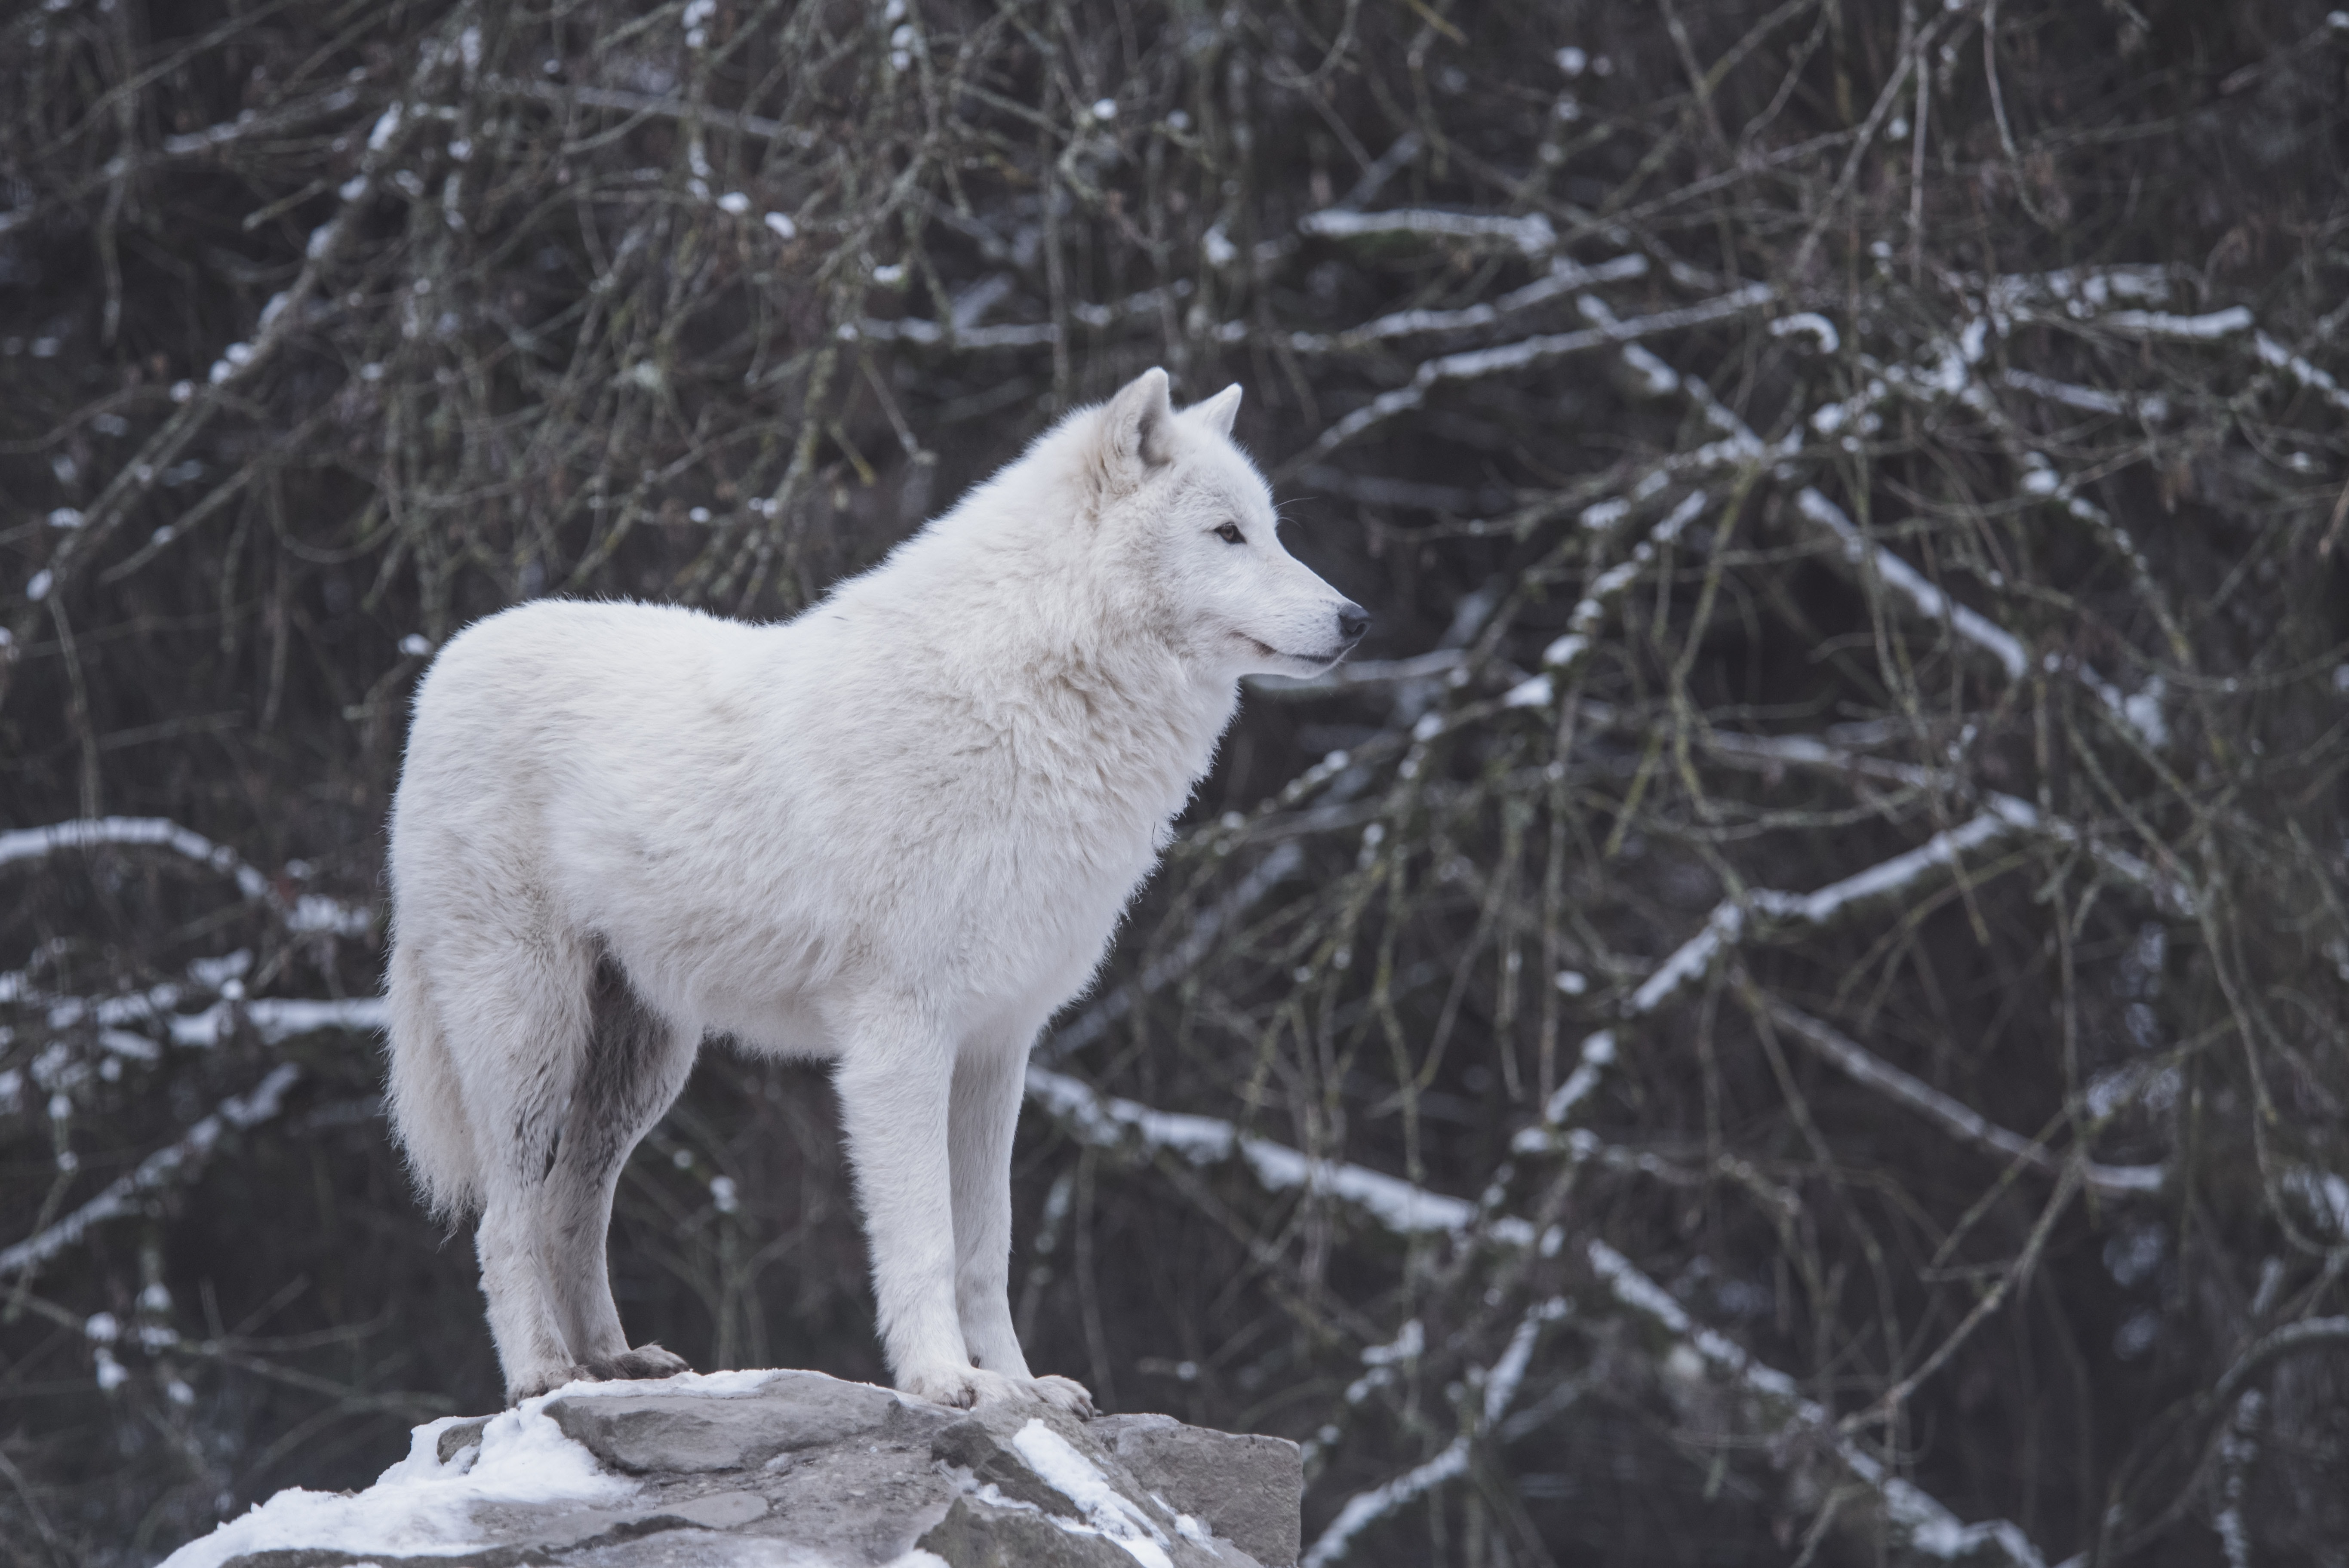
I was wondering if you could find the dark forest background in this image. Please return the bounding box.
[3,0,2348,1563]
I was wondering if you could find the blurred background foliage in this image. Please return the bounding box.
[3,0,2347,1562]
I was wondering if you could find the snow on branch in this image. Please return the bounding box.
[0,817,273,902]
[1973,265,2175,317]
[2252,332,2349,415]
[1292,284,1774,468]
[1024,1066,1535,1247]
[1693,727,2190,910]
[2095,307,2253,342]
[1753,993,2164,1199]
[1514,314,2034,698]
[849,316,1059,349]
[153,85,367,159]
[0,981,385,1274]
[0,27,471,674]
[0,818,375,940]
[1507,805,2178,1259]
[1585,1240,2054,1568]
[1303,1437,1470,1567]
[1954,264,2342,422]
[1629,809,2020,1022]
[1516,798,2161,1141]
[1759,805,2030,927]
[167,996,390,1050]
[0,1064,302,1280]
[1698,726,1937,791]
[1532,1029,1618,1126]
[1299,207,1559,255]
[1028,1062,2053,1568]
[1503,491,1711,710]
[1279,254,1650,355]
[1794,490,2029,681]
[1999,368,2170,423]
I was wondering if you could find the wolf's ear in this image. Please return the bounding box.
[1102,367,1179,484]
[1189,383,1242,437]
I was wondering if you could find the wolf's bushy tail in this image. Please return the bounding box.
[384,933,482,1218]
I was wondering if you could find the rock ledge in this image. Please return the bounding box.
[167,1369,1301,1568]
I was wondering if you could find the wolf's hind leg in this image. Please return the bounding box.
[439,928,599,1404]
[546,952,699,1383]
[476,1198,588,1402]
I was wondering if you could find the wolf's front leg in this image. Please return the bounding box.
[950,1044,1094,1417]
[834,1005,1009,1408]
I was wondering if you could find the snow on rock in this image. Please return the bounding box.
[161,1396,631,1568]
[1013,1418,1178,1566]
[162,1367,1301,1568]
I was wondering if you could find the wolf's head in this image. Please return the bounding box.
[1082,368,1366,676]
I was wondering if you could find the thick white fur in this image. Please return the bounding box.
[385,369,1363,1408]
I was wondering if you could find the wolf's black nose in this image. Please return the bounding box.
[1337,605,1369,642]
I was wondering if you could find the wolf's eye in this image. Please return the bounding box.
[1215,522,1244,544]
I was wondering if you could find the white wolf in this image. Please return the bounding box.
[384,369,1365,1408]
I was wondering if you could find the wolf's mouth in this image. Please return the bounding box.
[1247,637,1348,668]
[1239,632,1350,667]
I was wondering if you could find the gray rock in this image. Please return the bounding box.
[546,1370,924,1473]
[1095,1414,1304,1568]
[437,1416,492,1464]
[916,1496,1135,1567]
[659,1491,770,1529]
[928,1413,1083,1516]
[205,1371,1300,1568]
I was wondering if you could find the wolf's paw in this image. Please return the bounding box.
[899,1363,1097,1415]
[586,1342,693,1383]
[508,1363,595,1404]
[899,1363,1028,1410]
[1027,1373,1097,1419]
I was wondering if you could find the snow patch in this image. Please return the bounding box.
[1769,313,1839,353]
[1012,1420,1173,1568]
[547,1367,786,1401]
[2102,307,2251,340]
[1588,1239,1689,1333]
[2286,1169,2349,1239]
[1630,905,1740,1015]
[1525,1030,1616,1134]
[1303,1437,1468,1568]
[287,894,372,938]
[160,1400,631,1568]
[1301,207,1556,256]
[1502,674,1553,708]
[1362,1319,1424,1366]
[1797,489,2027,680]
